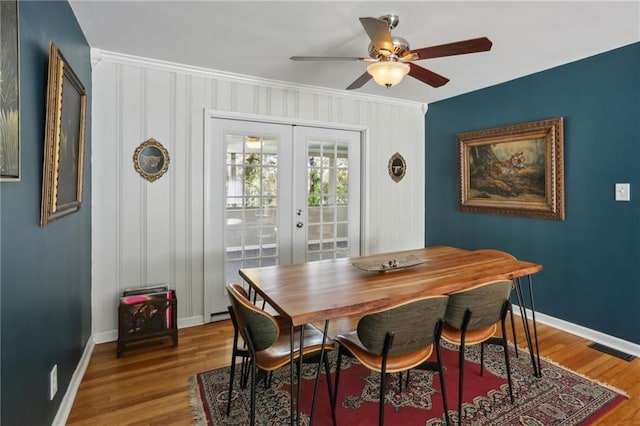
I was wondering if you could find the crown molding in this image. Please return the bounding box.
[90,48,427,111]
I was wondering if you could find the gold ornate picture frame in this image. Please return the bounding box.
[458,117,564,220]
[0,0,20,181]
[41,42,87,226]
[388,152,406,183]
[133,138,170,182]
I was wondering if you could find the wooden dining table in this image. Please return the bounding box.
[239,245,543,425]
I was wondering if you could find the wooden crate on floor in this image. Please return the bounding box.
[117,286,177,357]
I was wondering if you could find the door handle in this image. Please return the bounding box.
[296,222,304,229]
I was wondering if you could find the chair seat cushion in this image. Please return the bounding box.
[440,323,497,346]
[336,331,434,373]
[256,324,334,371]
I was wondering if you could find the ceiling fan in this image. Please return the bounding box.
[290,14,492,90]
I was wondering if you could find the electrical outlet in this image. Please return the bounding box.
[50,364,58,400]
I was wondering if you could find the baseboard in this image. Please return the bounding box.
[92,329,117,345]
[512,305,640,358]
[52,336,95,426]
[178,315,205,329]
[211,311,231,322]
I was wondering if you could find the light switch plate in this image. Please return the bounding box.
[615,183,630,201]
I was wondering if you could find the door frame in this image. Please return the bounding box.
[203,109,369,321]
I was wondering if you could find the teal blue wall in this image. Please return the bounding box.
[1,1,92,424]
[425,42,640,344]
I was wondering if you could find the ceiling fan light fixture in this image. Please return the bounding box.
[367,61,410,88]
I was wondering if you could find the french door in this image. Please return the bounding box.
[205,117,361,317]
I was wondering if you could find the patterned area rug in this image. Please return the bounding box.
[190,341,627,425]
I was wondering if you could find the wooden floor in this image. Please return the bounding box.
[67,316,640,425]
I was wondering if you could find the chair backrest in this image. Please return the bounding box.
[444,279,512,331]
[229,283,250,300]
[226,283,280,351]
[357,295,449,356]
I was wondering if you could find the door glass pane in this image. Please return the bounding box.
[224,134,279,285]
[307,141,350,260]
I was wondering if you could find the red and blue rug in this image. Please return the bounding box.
[190,341,627,425]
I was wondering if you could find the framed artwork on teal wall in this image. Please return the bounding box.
[41,42,87,226]
[457,117,565,220]
[0,0,20,181]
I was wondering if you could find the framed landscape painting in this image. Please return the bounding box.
[0,0,20,181]
[41,43,87,226]
[458,117,565,220]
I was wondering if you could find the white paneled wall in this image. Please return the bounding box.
[91,50,426,341]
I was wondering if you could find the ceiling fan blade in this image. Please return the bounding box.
[359,17,394,54]
[346,71,372,90]
[290,56,371,61]
[408,63,449,88]
[411,37,493,60]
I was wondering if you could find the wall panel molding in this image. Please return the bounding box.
[91,49,425,335]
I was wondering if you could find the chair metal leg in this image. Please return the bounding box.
[500,315,515,403]
[378,332,394,426]
[227,305,244,415]
[257,369,268,389]
[432,320,451,426]
[458,338,465,426]
[241,358,253,388]
[332,346,344,416]
[243,325,258,426]
[227,346,237,415]
[480,342,485,376]
[249,362,257,425]
[456,310,472,426]
[379,371,387,426]
[502,341,515,403]
[508,300,519,358]
[240,357,247,387]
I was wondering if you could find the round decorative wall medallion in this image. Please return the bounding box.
[133,138,170,182]
[388,152,406,183]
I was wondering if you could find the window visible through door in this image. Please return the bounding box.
[205,118,361,316]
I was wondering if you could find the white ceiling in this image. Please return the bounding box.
[69,1,640,104]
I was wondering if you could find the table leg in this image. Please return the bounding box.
[513,276,541,377]
[526,274,541,377]
[309,320,331,426]
[290,326,295,425]
[297,325,305,425]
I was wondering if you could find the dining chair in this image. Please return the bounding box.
[225,282,336,425]
[226,283,292,399]
[440,279,514,425]
[473,249,521,357]
[333,295,451,426]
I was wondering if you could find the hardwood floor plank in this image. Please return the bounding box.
[67,318,639,425]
